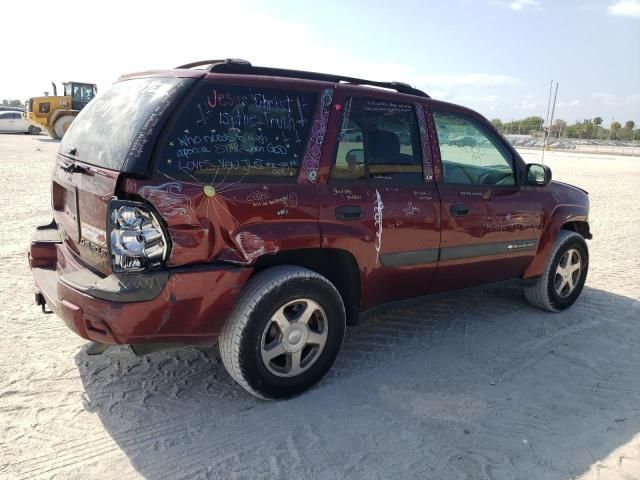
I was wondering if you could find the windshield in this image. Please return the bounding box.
[59,77,188,171]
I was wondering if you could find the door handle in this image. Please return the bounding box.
[450,203,470,217]
[335,205,364,220]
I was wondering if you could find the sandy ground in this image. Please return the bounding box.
[1,134,639,480]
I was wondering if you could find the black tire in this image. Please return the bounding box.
[54,115,74,139]
[524,230,589,312]
[28,125,40,135]
[219,266,346,399]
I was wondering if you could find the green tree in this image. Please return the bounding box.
[617,121,637,140]
[551,119,567,138]
[1,99,23,108]
[520,116,544,133]
[491,118,503,131]
[579,119,595,139]
[593,116,603,126]
[610,121,622,139]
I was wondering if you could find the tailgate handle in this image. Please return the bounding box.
[62,162,93,175]
[335,205,364,221]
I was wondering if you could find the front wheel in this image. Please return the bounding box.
[219,266,346,399]
[524,230,589,312]
[53,115,75,139]
[27,125,41,135]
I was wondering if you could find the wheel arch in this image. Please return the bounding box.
[561,220,592,240]
[250,248,361,325]
[523,205,590,279]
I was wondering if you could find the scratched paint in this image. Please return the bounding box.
[416,103,435,182]
[138,182,198,226]
[374,189,384,265]
[299,88,334,183]
[403,201,420,217]
[235,231,280,263]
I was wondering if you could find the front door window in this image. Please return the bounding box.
[433,110,515,186]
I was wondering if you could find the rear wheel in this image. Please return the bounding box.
[27,125,40,135]
[53,115,75,139]
[219,266,346,399]
[524,230,589,312]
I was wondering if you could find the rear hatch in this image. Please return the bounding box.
[52,75,197,275]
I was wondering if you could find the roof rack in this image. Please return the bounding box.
[175,59,252,70]
[175,59,429,98]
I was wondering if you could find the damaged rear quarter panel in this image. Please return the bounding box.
[123,178,321,266]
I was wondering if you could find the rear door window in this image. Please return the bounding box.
[156,83,318,180]
[331,97,423,184]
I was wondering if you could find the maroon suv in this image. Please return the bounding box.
[29,59,591,399]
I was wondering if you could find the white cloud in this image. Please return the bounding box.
[492,0,541,11]
[609,0,640,17]
[626,93,640,102]
[558,99,581,107]
[591,92,617,104]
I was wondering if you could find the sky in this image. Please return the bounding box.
[1,0,638,125]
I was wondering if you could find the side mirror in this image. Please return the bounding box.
[525,163,552,186]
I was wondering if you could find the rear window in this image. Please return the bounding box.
[155,83,318,180]
[59,77,192,171]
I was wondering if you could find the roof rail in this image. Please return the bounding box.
[179,60,429,98]
[175,58,252,70]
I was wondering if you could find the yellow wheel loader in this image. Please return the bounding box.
[24,81,97,139]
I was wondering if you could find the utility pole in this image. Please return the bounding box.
[542,80,553,136]
[542,82,559,164]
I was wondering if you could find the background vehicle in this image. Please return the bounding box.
[29,60,591,399]
[0,106,24,112]
[0,111,40,134]
[24,81,96,139]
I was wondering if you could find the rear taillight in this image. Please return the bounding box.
[108,199,170,273]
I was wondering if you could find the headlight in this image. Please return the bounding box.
[108,200,170,273]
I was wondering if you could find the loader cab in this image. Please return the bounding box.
[63,82,97,110]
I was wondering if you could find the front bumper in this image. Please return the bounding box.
[29,222,252,345]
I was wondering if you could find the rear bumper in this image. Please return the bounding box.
[29,223,252,345]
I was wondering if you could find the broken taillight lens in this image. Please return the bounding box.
[108,199,170,273]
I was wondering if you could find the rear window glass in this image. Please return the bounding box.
[59,77,189,171]
[156,83,318,180]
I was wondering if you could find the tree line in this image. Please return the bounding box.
[1,99,24,108]
[491,116,638,141]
